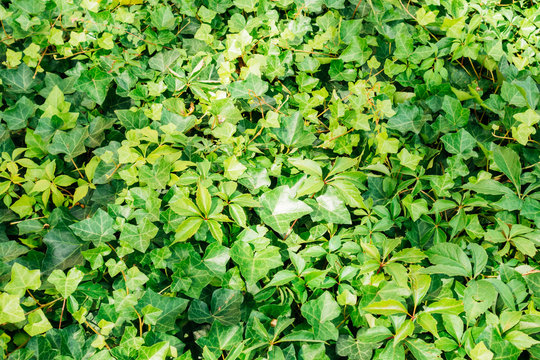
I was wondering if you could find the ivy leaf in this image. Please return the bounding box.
[150,5,176,30]
[139,157,172,190]
[4,263,41,297]
[74,68,114,105]
[387,103,425,134]
[301,291,341,341]
[272,112,317,148]
[378,340,405,360]
[476,326,521,360]
[69,209,116,246]
[336,335,377,360]
[149,49,181,72]
[137,342,170,360]
[308,187,351,224]
[119,218,159,253]
[136,289,189,332]
[47,268,84,298]
[2,96,36,130]
[0,292,26,324]
[229,74,268,99]
[24,309,53,336]
[256,185,312,234]
[230,241,282,284]
[441,129,477,159]
[115,109,149,130]
[188,288,243,326]
[42,228,86,274]
[0,63,39,93]
[196,322,243,354]
[48,127,89,161]
[340,37,371,64]
[441,96,470,130]
[394,24,413,59]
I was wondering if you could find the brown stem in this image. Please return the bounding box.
[58,297,66,329]
[71,159,84,179]
[352,0,364,18]
[283,218,299,241]
[84,320,111,350]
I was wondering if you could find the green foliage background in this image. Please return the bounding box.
[0,0,539,359]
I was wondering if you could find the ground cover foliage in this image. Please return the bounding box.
[0,0,539,359]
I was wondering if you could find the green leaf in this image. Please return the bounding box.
[4,263,41,297]
[2,96,36,130]
[492,145,521,195]
[363,299,408,316]
[115,109,149,130]
[74,68,114,105]
[397,148,422,170]
[42,228,86,274]
[173,217,204,244]
[137,342,170,360]
[288,157,323,178]
[477,326,521,360]
[505,330,539,350]
[423,298,464,315]
[47,268,84,298]
[188,288,243,326]
[464,280,497,322]
[271,112,317,148]
[196,183,212,217]
[10,194,35,217]
[378,340,405,360]
[69,209,116,246]
[336,335,378,360]
[139,157,172,190]
[196,322,243,354]
[229,74,268,99]
[48,127,89,161]
[150,5,176,30]
[119,218,159,252]
[0,63,39,93]
[233,0,258,12]
[441,95,470,130]
[340,37,371,64]
[136,289,189,332]
[230,241,282,284]
[441,129,477,159]
[0,292,25,324]
[394,24,413,60]
[406,338,442,360]
[256,185,312,234]
[224,156,247,180]
[470,341,494,360]
[149,49,181,72]
[309,187,352,224]
[394,320,414,344]
[24,309,52,336]
[462,179,515,196]
[468,243,488,278]
[387,103,425,134]
[424,243,472,278]
[301,291,341,341]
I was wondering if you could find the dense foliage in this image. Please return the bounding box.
[0,0,539,359]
